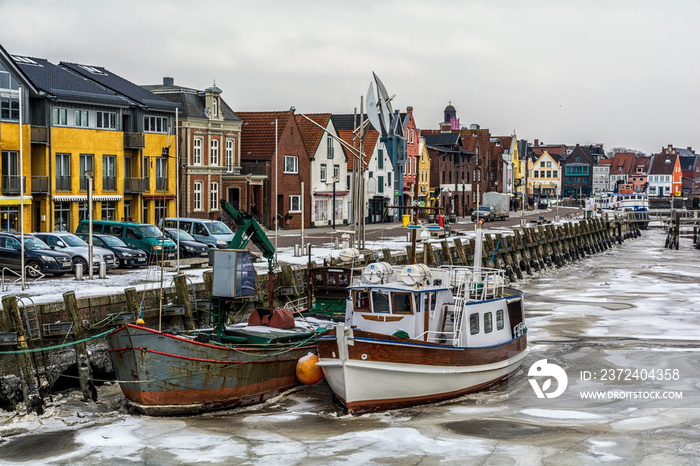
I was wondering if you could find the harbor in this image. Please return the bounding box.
[0,223,698,464]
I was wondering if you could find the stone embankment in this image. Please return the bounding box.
[0,217,640,412]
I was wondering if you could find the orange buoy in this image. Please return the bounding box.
[296,353,323,385]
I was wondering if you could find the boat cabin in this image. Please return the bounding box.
[345,262,525,348]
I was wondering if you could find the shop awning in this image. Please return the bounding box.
[52,195,123,202]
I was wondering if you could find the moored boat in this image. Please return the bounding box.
[316,225,529,414]
[107,316,316,416]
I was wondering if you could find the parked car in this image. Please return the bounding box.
[76,220,177,260]
[31,232,115,273]
[160,217,234,249]
[76,233,148,268]
[162,228,209,258]
[471,205,496,222]
[0,232,73,278]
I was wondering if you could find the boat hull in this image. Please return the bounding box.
[317,327,529,414]
[107,324,316,416]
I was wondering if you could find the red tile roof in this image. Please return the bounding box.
[237,110,294,159]
[610,152,635,175]
[295,113,331,160]
[339,128,378,170]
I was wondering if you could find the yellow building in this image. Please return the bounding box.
[528,150,561,196]
[1,44,178,233]
[417,137,431,205]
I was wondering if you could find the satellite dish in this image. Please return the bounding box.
[365,82,382,132]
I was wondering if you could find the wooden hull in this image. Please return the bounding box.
[316,327,529,414]
[106,324,316,416]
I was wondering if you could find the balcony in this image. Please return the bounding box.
[31,176,49,194]
[124,133,145,150]
[155,177,168,191]
[55,176,71,191]
[124,177,146,194]
[103,176,117,191]
[1,176,24,195]
[31,126,49,144]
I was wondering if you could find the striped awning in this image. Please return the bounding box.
[52,195,123,202]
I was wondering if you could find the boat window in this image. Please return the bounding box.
[469,313,479,335]
[354,290,371,312]
[392,292,413,314]
[484,312,493,333]
[372,290,390,314]
[496,310,504,330]
[314,273,324,286]
[327,274,336,286]
[338,274,348,285]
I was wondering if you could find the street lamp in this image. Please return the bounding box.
[85,169,94,280]
[332,175,338,230]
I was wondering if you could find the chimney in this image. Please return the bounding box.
[534,139,539,146]
[163,77,174,86]
[407,106,413,115]
[688,146,694,153]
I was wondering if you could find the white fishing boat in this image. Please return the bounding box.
[608,184,649,229]
[316,224,529,414]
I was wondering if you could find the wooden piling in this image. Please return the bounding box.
[2,295,44,414]
[63,291,97,402]
[174,273,195,331]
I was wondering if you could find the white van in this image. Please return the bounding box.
[160,217,234,249]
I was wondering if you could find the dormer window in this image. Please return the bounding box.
[212,99,217,118]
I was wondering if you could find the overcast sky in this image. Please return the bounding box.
[2,0,698,155]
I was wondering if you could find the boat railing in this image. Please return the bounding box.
[437,265,506,302]
[283,297,307,314]
[415,329,460,345]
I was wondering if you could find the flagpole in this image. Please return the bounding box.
[275,118,278,263]
[19,86,25,290]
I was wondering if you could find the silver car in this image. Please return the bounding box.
[31,232,115,273]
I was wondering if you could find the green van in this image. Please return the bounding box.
[76,220,177,260]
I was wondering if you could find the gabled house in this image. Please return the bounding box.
[609,152,635,191]
[629,156,651,193]
[492,134,516,195]
[423,132,472,216]
[332,114,389,224]
[236,111,310,229]
[528,150,560,196]
[417,137,430,208]
[659,145,699,194]
[561,144,595,198]
[402,106,420,205]
[144,78,246,219]
[593,158,612,194]
[647,152,682,197]
[295,113,348,227]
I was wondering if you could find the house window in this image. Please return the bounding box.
[55,153,71,191]
[0,69,19,120]
[225,140,234,172]
[212,99,217,118]
[52,108,68,126]
[154,200,166,226]
[547,171,551,178]
[534,171,539,178]
[156,157,167,191]
[54,202,70,232]
[74,110,89,127]
[320,164,327,182]
[210,182,219,210]
[547,161,552,167]
[334,164,340,180]
[193,138,202,165]
[102,155,116,191]
[96,111,116,129]
[327,135,334,159]
[79,154,94,191]
[378,175,384,193]
[284,155,298,173]
[144,115,168,133]
[388,172,391,186]
[378,149,384,169]
[289,195,301,212]
[553,171,558,178]
[210,139,219,165]
[101,201,116,221]
[540,161,545,167]
[193,182,203,211]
